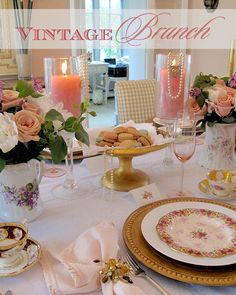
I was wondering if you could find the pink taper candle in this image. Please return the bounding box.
[51,60,81,117]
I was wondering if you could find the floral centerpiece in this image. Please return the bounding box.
[189,72,236,127]
[189,72,236,170]
[0,79,95,221]
[0,79,95,171]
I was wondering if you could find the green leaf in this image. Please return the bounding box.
[196,93,206,109]
[64,117,77,132]
[49,136,67,164]
[220,76,229,84]
[0,157,6,172]
[75,127,90,146]
[16,80,35,97]
[31,92,43,98]
[80,101,90,114]
[202,91,209,100]
[45,109,64,122]
[207,121,218,127]
[222,116,236,124]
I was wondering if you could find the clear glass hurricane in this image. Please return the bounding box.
[172,115,196,196]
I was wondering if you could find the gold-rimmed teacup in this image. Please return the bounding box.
[207,170,236,199]
[0,223,28,268]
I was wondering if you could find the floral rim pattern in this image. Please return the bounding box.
[156,208,236,258]
[0,180,39,210]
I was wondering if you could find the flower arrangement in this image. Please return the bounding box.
[189,72,236,127]
[0,79,95,172]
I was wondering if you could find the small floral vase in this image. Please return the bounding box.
[0,159,43,222]
[198,123,236,170]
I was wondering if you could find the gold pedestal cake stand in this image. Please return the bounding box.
[102,143,169,192]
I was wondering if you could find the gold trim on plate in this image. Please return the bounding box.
[123,197,236,286]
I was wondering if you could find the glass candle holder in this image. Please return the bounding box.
[44,56,89,117]
[155,52,191,122]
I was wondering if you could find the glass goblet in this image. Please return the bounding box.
[173,117,196,196]
[51,134,91,200]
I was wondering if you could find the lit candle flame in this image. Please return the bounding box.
[171,58,177,66]
[61,60,67,75]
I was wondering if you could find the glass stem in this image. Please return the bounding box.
[180,162,185,195]
[64,137,76,188]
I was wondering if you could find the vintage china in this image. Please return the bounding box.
[0,223,28,268]
[0,223,28,251]
[0,159,43,222]
[198,123,236,170]
[123,197,236,286]
[156,208,236,258]
[153,117,204,135]
[0,237,41,277]
[141,200,236,266]
[198,179,236,200]
[206,170,236,199]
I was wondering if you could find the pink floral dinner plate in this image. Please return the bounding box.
[156,208,236,258]
[141,201,236,266]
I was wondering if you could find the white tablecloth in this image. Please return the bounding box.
[1,145,236,295]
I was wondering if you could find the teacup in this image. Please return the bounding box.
[0,223,28,268]
[207,170,236,199]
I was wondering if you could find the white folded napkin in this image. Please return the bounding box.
[41,222,147,295]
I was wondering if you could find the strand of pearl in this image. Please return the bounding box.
[167,53,185,100]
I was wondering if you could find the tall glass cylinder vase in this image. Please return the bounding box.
[155,52,191,123]
[44,55,90,200]
[44,56,89,117]
[16,49,32,81]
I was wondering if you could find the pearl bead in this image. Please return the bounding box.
[167,53,185,100]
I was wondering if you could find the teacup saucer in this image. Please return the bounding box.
[0,237,41,277]
[198,179,236,201]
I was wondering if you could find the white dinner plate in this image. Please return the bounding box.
[141,201,236,266]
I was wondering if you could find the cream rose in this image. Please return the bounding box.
[2,90,19,103]
[207,85,227,103]
[187,97,208,118]
[13,110,44,142]
[0,113,18,153]
[22,102,42,115]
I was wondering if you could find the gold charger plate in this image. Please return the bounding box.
[123,197,236,286]
[42,150,83,161]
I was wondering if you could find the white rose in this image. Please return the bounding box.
[27,94,52,115]
[207,85,227,103]
[0,113,19,153]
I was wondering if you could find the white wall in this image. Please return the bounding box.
[188,0,236,82]
[122,0,148,80]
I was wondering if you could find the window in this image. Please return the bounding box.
[85,0,123,61]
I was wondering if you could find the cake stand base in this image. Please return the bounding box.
[102,156,150,192]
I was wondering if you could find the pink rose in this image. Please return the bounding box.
[22,102,42,115]
[187,97,208,118]
[2,90,19,103]
[13,110,44,142]
[214,95,234,117]
[2,99,24,111]
[2,90,23,111]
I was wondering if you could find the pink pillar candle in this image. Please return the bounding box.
[51,75,81,117]
[159,68,185,119]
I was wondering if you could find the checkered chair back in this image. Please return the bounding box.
[115,80,156,124]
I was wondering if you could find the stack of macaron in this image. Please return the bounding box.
[96,126,153,148]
